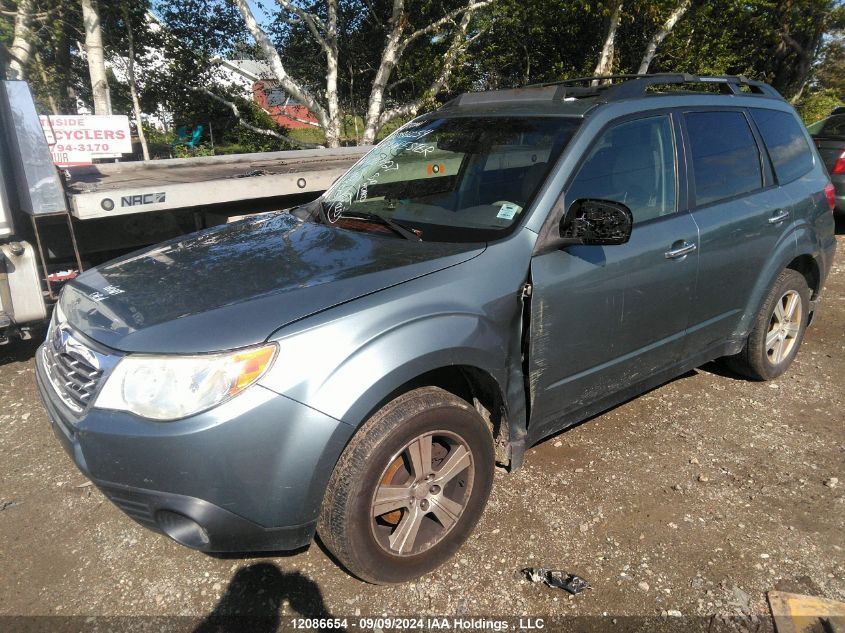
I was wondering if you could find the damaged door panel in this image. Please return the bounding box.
[525,114,699,441]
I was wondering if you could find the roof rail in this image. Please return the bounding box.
[442,73,783,109]
[538,73,782,100]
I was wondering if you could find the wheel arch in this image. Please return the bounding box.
[356,364,512,466]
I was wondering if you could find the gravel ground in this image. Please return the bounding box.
[0,230,843,631]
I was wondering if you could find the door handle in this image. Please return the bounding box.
[664,241,697,259]
[768,210,789,224]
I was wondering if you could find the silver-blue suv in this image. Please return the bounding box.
[36,74,837,584]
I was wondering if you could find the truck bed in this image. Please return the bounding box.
[64,147,368,220]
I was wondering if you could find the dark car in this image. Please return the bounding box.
[808,113,845,212]
[36,74,837,584]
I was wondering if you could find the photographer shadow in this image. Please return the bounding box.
[195,562,345,633]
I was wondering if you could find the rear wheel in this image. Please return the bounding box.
[317,386,494,584]
[726,269,810,380]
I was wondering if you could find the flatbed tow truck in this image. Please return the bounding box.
[0,80,367,343]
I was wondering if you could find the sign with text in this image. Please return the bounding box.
[39,115,132,166]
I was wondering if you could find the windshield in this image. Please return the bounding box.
[808,114,845,139]
[320,116,581,242]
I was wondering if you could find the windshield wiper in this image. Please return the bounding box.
[332,211,422,241]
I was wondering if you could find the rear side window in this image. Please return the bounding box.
[685,111,762,207]
[750,109,814,184]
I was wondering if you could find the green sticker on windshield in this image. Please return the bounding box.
[496,202,522,220]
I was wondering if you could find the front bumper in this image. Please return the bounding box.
[35,343,355,552]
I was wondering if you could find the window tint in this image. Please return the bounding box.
[567,115,676,224]
[685,111,762,207]
[750,109,814,184]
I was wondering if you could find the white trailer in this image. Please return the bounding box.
[0,80,367,343]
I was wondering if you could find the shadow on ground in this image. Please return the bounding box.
[0,337,39,366]
[194,562,345,633]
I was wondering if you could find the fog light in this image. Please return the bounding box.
[156,510,210,549]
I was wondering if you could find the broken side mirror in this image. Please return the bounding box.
[559,199,633,246]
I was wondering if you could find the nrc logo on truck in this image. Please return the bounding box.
[121,192,166,207]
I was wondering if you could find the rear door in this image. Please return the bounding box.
[527,113,699,438]
[679,109,796,356]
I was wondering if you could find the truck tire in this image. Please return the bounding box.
[725,269,810,381]
[317,386,495,584]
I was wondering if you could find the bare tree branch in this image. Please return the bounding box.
[397,0,492,55]
[377,8,478,130]
[193,87,323,149]
[361,0,493,144]
[278,0,331,55]
[232,0,329,132]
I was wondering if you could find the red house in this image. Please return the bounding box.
[252,80,319,130]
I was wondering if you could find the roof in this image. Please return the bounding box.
[211,58,276,81]
[436,74,783,117]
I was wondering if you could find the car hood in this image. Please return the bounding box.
[60,212,484,353]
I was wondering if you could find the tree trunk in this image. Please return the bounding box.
[80,0,111,115]
[361,0,406,145]
[594,2,623,78]
[7,0,35,80]
[362,0,492,144]
[233,0,331,146]
[123,5,150,160]
[377,8,479,130]
[57,5,77,113]
[637,0,691,74]
[323,0,342,147]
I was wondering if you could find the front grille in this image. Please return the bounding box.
[42,319,108,414]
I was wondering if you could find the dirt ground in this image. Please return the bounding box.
[1,228,843,632]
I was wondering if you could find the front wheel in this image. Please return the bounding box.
[317,387,494,584]
[725,269,810,381]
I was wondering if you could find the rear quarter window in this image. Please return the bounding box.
[684,111,763,207]
[750,108,814,184]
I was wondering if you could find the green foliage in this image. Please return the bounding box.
[815,32,845,95]
[173,143,215,158]
[5,0,844,153]
[796,89,844,124]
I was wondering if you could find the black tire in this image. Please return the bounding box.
[725,269,810,381]
[317,386,494,584]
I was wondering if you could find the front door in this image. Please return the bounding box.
[527,113,699,439]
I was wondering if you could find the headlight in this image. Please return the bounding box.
[95,343,277,421]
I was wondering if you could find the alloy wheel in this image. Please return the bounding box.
[765,290,802,365]
[370,431,474,556]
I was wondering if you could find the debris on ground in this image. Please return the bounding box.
[522,568,591,595]
[0,499,21,511]
[768,591,845,633]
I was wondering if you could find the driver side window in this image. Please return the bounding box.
[567,115,677,224]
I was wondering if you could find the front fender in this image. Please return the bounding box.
[260,304,514,426]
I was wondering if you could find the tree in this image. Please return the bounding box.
[121,2,148,159]
[6,0,34,79]
[770,0,834,102]
[80,0,110,114]
[637,0,691,74]
[594,1,623,77]
[234,0,492,147]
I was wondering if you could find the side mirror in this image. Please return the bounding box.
[559,199,633,246]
